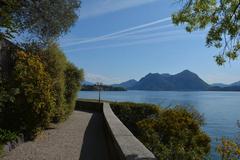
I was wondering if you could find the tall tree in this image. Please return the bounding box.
[0,0,81,43]
[0,0,19,39]
[172,0,240,65]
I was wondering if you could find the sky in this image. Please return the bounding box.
[59,0,240,85]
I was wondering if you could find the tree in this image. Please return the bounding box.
[172,0,240,65]
[0,0,20,39]
[0,0,81,43]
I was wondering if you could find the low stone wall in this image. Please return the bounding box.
[75,99,102,112]
[75,100,157,160]
[103,103,156,160]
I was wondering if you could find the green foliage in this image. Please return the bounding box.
[41,44,68,122]
[64,63,84,116]
[111,102,160,135]
[13,50,55,136]
[0,67,19,108]
[0,0,20,39]
[217,137,240,160]
[0,128,18,156]
[216,123,240,160]
[172,0,240,65]
[41,44,83,121]
[0,0,81,43]
[0,129,18,144]
[111,102,211,160]
[0,44,84,138]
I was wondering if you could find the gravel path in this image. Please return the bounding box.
[1,111,110,160]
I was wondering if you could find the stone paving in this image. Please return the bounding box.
[1,111,109,160]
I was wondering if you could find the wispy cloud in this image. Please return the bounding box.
[61,14,209,52]
[80,0,158,18]
[64,33,204,52]
[62,17,171,47]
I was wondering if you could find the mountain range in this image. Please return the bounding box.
[112,79,138,89]
[211,81,240,87]
[112,70,240,91]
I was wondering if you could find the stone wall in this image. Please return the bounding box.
[75,99,157,160]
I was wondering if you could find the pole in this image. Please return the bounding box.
[98,87,101,103]
[97,82,101,103]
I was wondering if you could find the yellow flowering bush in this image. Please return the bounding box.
[13,50,55,136]
[111,102,211,160]
[217,137,240,160]
[0,44,83,138]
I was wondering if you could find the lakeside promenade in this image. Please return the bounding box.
[1,111,110,160]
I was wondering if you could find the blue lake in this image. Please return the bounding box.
[78,91,240,159]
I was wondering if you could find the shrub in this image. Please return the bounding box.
[0,129,18,144]
[0,129,18,156]
[1,49,56,136]
[111,102,211,160]
[42,44,68,122]
[22,43,84,122]
[13,51,55,136]
[64,63,83,117]
[0,42,83,138]
[111,102,160,136]
[217,136,240,160]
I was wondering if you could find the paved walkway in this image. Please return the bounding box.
[1,111,110,160]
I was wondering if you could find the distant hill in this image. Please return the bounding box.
[211,83,229,88]
[208,86,240,91]
[112,79,138,89]
[82,81,95,85]
[129,70,209,91]
[230,81,240,87]
[211,81,240,88]
[85,71,240,91]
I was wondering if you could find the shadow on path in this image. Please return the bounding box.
[79,112,110,160]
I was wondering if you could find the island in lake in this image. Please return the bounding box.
[81,84,126,91]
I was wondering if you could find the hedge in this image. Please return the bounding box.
[0,43,83,138]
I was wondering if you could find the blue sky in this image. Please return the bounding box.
[59,0,240,84]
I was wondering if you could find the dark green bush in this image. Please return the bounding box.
[0,129,18,144]
[64,63,83,117]
[42,44,68,122]
[0,128,18,155]
[111,102,160,136]
[111,102,211,160]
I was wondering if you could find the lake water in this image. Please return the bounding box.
[78,91,240,159]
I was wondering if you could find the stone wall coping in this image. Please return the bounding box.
[103,102,157,160]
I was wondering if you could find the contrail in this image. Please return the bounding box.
[63,24,173,47]
[118,29,186,40]
[64,33,204,52]
[62,17,171,47]
[89,24,175,42]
